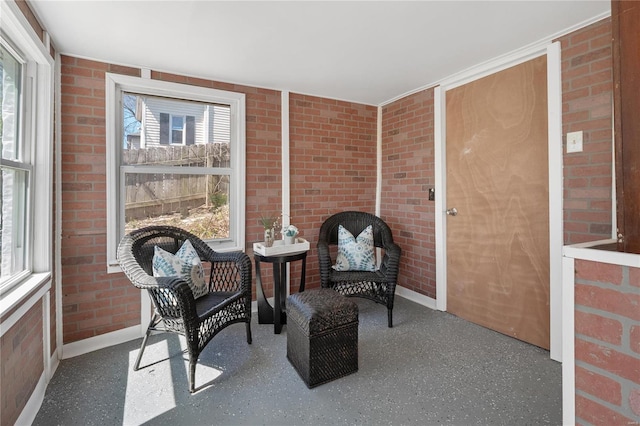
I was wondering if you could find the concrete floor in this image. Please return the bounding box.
[33,296,562,425]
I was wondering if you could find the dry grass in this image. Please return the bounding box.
[125,204,230,240]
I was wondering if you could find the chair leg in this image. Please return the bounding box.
[246,322,252,344]
[189,358,197,393]
[133,314,158,370]
[388,308,393,328]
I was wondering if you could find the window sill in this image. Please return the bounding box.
[0,272,52,323]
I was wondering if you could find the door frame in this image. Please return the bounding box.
[434,42,563,361]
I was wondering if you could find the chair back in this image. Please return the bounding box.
[117,226,214,287]
[318,211,395,249]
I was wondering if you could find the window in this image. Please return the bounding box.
[0,0,53,297]
[106,74,246,272]
[1,43,29,287]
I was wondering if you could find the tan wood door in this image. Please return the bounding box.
[445,55,550,349]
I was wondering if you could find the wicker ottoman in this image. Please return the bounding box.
[286,288,358,388]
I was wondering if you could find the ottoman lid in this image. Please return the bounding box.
[287,288,358,335]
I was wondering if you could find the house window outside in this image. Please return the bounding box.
[106,75,246,271]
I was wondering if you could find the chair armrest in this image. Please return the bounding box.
[317,240,333,287]
[146,276,197,321]
[380,242,401,279]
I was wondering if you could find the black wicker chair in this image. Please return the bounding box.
[317,211,401,327]
[117,226,252,393]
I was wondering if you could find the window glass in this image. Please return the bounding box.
[1,43,21,161]
[171,115,184,144]
[123,172,230,239]
[120,93,233,241]
[0,42,29,287]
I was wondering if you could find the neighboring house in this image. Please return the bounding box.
[137,95,230,149]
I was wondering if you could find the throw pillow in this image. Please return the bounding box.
[333,224,377,272]
[152,239,208,299]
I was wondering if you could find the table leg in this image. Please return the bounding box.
[299,256,307,292]
[256,259,274,324]
[273,263,287,334]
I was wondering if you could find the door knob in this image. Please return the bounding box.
[446,207,458,216]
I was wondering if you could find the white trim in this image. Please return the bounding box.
[564,239,640,268]
[434,86,446,312]
[610,109,617,240]
[375,106,382,217]
[380,11,610,107]
[434,42,563,360]
[0,273,51,335]
[547,42,563,362]
[395,286,437,311]
[281,91,291,294]
[62,325,140,359]
[42,292,51,380]
[54,50,64,369]
[105,73,247,273]
[561,255,576,425]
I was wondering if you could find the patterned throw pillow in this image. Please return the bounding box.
[333,224,377,272]
[152,239,208,299]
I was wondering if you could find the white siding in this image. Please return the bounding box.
[142,96,206,146]
[210,104,231,145]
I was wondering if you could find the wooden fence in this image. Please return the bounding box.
[123,144,229,221]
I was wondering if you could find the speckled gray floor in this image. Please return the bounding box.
[33,296,561,426]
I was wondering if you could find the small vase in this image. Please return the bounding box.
[284,235,296,245]
[264,229,275,247]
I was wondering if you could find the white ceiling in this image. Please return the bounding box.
[29,1,610,105]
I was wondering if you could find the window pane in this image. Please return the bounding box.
[171,115,183,144]
[123,172,230,240]
[121,93,231,165]
[1,44,22,162]
[1,168,28,285]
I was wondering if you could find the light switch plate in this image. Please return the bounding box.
[567,131,583,153]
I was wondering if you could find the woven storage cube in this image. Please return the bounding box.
[286,288,358,388]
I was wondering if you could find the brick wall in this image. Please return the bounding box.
[289,93,378,289]
[574,260,640,424]
[0,303,44,426]
[380,89,436,298]
[60,57,283,342]
[557,18,614,245]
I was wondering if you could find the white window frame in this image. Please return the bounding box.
[0,0,53,310]
[105,74,246,273]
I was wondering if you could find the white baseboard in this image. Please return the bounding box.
[62,325,140,359]
[395,285,438,310]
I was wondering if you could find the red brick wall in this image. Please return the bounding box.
[380,89,436,298]
[289,93,378,289]
[60,57,283,342]
[574,260,640,424]
[557,18,614,244]
[0,303,44,426]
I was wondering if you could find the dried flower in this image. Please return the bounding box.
[259,214,279,230]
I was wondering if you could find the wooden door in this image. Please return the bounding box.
[445,56,550,349]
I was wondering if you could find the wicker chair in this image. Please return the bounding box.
[117,226,252,393]
[317,211,401,327]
